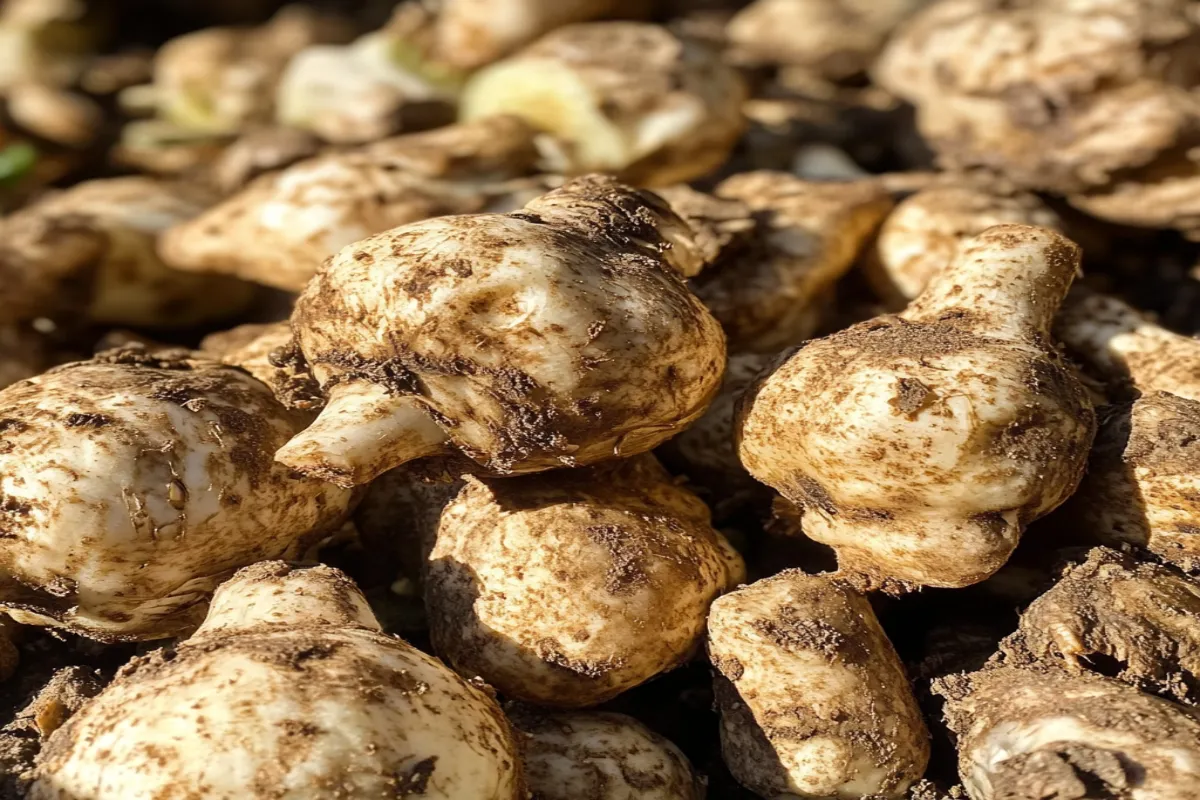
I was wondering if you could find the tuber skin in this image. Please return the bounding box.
[278,175,726,488]
[426,455,744,708]
[937,665,1200,800]
[0,347,353,641]
[200,322,322,412]
[160,115,543,292]
[737,225,1096,589]
[0,177,254,328]
[866,184,1062,307]
[706,570,930,799]
[1000,547,1200,704]
[207,126,322,195]
[30,562,526,799]
[507,705,705,800]
[662,171,893,352]
[1054,290,1200,571]
[461,22,746,185]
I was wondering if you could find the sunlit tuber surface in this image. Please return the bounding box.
[0,176,254,327]
[662,171,893,352]
[727,0,931,80]
[278,175,726,487]
[426,456,743,707]
[937,665,1200,800]
[30,562,526,799]
[866,184,1062,307]
[1055,290,1200,571]
[160,115,543,292]
[507,706,705,800]
[461,22,745,185]
[999,547,1200,704]
[707,570,930,799]
[738,225,1096,588]
[0,348,353,641]
[200,322,322,412]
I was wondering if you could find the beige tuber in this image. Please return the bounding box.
[0,348,353,641]
[1054,290,1200,571]
[937,665,1200,800]
[30,562,526,799]
[507,706,705,800]
[277,175,726,487]
[160,115,543,291]
[461,22,745,185]
[426,456,743,707]
[737,225,1096,588]
[707,570,930,798]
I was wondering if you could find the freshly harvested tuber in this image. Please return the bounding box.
[706,570,930,799]
[1000,547,1200,704]
[662,171,893,352]
[277,175,726,487]
[29,562,526,799]
[0,348,353,641]
[0,177,254,327]
[461,22,745,185]
[200,322,321,412]
[1055,290,1200,571]
[737,225,1096,588]
[160,115,543,292]
[866,184,1062,307]
[937,666,1200,800]
[507,706,705,800]
[426,456,743,707]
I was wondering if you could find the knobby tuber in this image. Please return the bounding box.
[278,175,726,487]
[29,562,526,799]
[738,225,1096,588]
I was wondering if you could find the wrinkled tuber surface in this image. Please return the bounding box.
[1000,547,1200,704]
[938,666,1200,800]
[507,706,705,800]
[278,175,726,487]
[738,225,1096,588]
[426,456,743,707]
[30,562,526,799]
[461,22,746,185]
[0,348,353,641]
[161,115,543,291]
[866,184,1062,306]
[707,570,930,798]
[664,171,893,352]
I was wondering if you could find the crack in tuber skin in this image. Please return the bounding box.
[707,570,930,799]
[737,224,1096,589]
[160,115,546,292]
[278,174,726,487]
[0,348,354,641]
[426,455,743,708]
[506,705,705,800]
[29,562,526,800]
[460,22,746,185]
[937,665,1200,800]
[1055,290,1200,572]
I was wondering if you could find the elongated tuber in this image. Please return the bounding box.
[0,348,353,640]
[738,225,1096,588]
[426,456,743,707]
[461,22,745,185]
[30,562,525,799]
[707,570,930,798]
[278,175,726,487]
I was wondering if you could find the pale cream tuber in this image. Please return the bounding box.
[277,175,726,487]
[30,562,526,799]
[507,706,705,800]
[0,348,353,641]
[737,225,1096,588]
[426,456,743,707]
[707,570,930,798]
[160,115,543,291]
[461,22,745,185]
